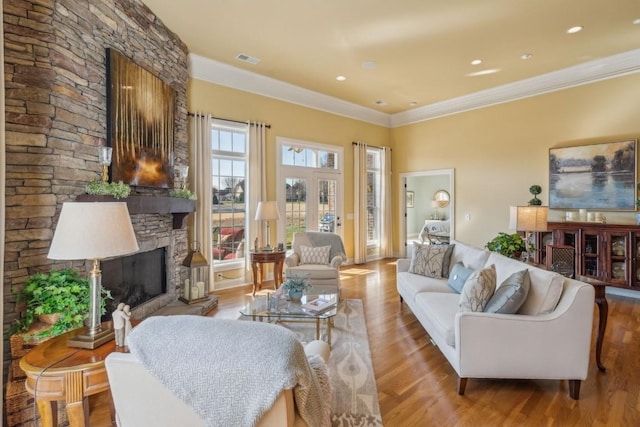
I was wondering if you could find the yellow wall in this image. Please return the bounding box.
[392,73,640,248]
[190,72,640,257]
[188,79,389,259]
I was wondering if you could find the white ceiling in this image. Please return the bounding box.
[142,0,640,126]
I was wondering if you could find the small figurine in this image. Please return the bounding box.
[123,304,132,347]
[254,237,259,252]
[112,303,126,347]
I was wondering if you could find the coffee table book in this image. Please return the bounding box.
[302,296,337,314]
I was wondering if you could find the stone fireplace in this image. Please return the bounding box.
[101,246,168,317]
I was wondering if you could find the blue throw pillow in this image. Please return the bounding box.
[447,262,474,293]
[484,269,531,314]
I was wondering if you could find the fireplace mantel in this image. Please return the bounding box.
[75,194,195,229]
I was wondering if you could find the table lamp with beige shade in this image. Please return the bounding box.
[48,202,139,349]
[509,205,548,262]
[255,201,280,251]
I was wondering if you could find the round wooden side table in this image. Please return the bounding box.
[19,323,128,427]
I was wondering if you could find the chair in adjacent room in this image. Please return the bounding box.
[285,231,346,296]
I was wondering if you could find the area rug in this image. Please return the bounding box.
[242,299,383,426]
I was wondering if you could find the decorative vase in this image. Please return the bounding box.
[288,290,303,303]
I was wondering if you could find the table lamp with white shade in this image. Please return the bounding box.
[255,201,280,251]
[48,202,139,349]
[509,205,548,262]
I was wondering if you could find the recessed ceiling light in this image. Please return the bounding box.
[471,59,483,65]
[521,53,533,60]
[566,26,583,34]
[336,75,346,81]
[466,69,500,77]
[375,100,388,106]
[235,53,260,65]
[633,18,640,25]
[362,61,377,70]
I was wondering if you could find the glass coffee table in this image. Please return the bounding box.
[239,293,339,344]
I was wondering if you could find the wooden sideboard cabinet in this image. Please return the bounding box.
[545,222,640,290]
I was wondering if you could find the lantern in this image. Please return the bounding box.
[179,242,209,304]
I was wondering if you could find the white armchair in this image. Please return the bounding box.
[105,317,331,427]
[285,232,346,296]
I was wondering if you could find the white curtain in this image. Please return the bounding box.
[353,142,368,264]
[189,113,213,285]
[380,147,393,258]
[248,122,268,252]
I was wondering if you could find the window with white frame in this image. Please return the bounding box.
[211,122,248,266]
[367,148,381,246]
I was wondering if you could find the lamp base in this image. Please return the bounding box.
[67,327,115,349]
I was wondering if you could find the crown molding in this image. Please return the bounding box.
[390,49,640,127]
[189,54,391,127]
[190,49,640,129]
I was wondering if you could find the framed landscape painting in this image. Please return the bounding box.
[549,140,637,210]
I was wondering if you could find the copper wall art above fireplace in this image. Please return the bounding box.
[106,48,176,188]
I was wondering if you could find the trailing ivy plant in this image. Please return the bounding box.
[85,180,131,199]
[169,188,197,200]
[485,232,527,259]
[13,269,112,339]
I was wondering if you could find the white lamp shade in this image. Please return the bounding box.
[509,205,548,232]
[255,201,281,221]
[48,202,139,260]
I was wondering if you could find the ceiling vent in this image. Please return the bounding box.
[236,53,261,65]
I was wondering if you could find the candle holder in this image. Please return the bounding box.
[99,147,113,182]
[178,165,189,190]
[179,241,210,304]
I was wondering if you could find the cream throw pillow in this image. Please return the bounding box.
[300,245,331,265]
[409,243,453,279]
[458,264,497,312]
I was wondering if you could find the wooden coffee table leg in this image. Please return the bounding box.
[36,400,57,427]
[65,397,89,427]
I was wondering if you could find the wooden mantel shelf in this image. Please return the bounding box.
[75,194,195,229]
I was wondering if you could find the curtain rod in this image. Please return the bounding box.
[187,112,271,129]
[352,141,391,151]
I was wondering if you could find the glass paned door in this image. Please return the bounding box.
[284,177,307,247]
[318,179,337,233]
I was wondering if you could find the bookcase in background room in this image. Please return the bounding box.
[547,222,640,290]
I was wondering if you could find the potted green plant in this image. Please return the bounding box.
[13,269,112,339]
[485,232,527,259]
[169,188,197,200]
[282,276,312,302]
[85,180,131,199]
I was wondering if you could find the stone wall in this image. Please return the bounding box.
[3,0,190,381]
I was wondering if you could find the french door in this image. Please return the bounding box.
[276,138,343,248]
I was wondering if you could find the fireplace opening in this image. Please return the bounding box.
[101,247,167,318]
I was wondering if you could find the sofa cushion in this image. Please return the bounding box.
[458,264,496,312]
[414,292,460,347]
[485,252,564,315]
[484,269,530,314]
[397,272,457,303]
[447,262,474,293]
[448,240,491,274]
[300,245,331,265]
[408,243,453,279]
[287,264,339,280]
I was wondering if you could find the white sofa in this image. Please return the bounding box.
[397,240,594,399]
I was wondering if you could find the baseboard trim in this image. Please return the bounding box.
[606,287,640,300]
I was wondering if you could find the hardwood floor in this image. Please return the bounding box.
[88,258,640,426]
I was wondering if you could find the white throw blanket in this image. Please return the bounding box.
[127,316,329,427]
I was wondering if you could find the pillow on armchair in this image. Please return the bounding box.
[300,245,331,265]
